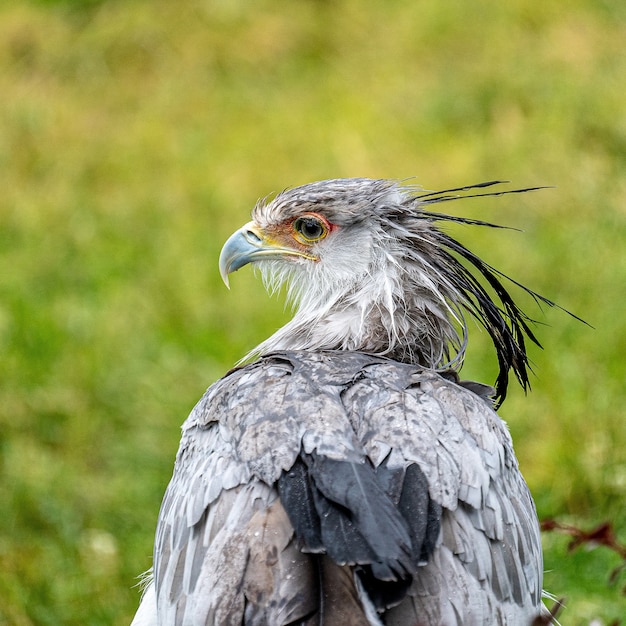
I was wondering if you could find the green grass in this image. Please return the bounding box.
[0,0,624,623]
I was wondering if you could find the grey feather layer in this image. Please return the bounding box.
[153,351,543,625]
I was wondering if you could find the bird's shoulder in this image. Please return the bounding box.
[152,351,537,623]
[177,350,515,502]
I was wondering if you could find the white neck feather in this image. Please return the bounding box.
[250,244,461,368]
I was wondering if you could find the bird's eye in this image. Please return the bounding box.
[292,215,329,243]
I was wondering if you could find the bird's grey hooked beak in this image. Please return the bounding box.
[219,222,316,287]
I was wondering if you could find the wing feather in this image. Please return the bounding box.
[144,351,543,625]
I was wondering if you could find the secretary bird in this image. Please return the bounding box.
[132,178,565,625]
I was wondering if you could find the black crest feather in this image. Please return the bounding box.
[417,181,584,406]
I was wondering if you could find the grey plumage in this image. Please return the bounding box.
[132,178,554,625]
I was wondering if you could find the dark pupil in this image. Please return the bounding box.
[297,218,323,239]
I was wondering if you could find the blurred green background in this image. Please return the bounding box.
[1,0,624,623]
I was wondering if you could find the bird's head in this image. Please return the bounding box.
[219,178,560,406]
[220,179,399,295]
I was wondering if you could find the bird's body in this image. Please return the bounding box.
[133,179,553,625]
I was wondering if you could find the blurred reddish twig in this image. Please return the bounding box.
[541,518,626,591]
[531,596,565,625]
